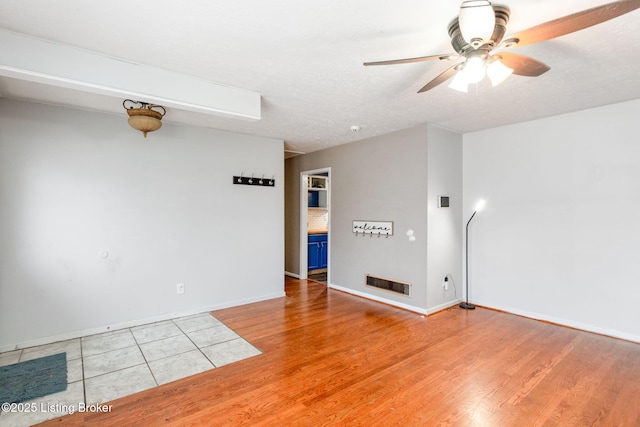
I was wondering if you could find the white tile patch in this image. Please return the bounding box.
[148,349,214,385]
[83,345,146,379]
[67,357,84,383]
[139,334,197,362]
[82,329,137,357]
[85,364,157,405]
[20,338,81,362]
[174,313,223,333]
[0,349,21,367]
[186,324,239,348]
[202,338,262,367]
[131,320,183,344]
[0,312,261,426]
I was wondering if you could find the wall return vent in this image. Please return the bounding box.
[366,274,411,296]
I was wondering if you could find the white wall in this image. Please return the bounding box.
[285,125,463,314]
[426,126,463,312]
[328,127,430,311]
[286,126,429,312]
[0,99,284,350]
[464,99,640,342]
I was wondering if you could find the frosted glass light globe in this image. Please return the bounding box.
[459,1,495,48]
[463,56,486,84]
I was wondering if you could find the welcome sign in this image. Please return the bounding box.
[352,221,393,236]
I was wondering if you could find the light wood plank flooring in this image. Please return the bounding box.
[39,277,640,426]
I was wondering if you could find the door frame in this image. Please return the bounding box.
[299,167,331,281]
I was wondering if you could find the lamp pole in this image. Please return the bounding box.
[461,199,485,310]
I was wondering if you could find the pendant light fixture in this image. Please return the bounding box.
[123,99,166,138]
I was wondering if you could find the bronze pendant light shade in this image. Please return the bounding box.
[123,99,166,137]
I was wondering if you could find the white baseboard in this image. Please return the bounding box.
[0,291,286,353]
[427,299,463,315]
[473,299,640,344]
[328,283,460,316]
[328,283,429,315]
[284,271,301,279]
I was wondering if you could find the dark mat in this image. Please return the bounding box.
[0,352,67,403]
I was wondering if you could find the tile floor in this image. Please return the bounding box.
[0,312,261,427]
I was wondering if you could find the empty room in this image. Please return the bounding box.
[1,1,640,426]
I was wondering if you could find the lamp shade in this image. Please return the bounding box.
[123,99,166,137]
[127,109,163,138]
[448,70,469,93]
[458,1,495,48]
[463,56,486,84]
[486,59,513,87]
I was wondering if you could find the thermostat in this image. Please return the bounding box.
[438,196,450,208]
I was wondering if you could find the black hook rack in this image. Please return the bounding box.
[233,173,275,187]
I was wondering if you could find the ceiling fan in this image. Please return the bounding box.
[364,0,640,93]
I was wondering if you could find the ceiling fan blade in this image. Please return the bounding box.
[497,52,550,77]
[417,63,461,93]
[503,0,640,48]
[364,53,458,66]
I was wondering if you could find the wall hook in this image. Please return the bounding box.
[233,173,276,187]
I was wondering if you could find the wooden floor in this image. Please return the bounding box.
[40,277,640,426]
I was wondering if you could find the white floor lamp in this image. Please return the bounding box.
[460,199,486,310]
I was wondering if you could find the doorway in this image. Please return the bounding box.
[300,167,331,283]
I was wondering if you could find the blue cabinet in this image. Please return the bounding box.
[308,233,328,270]
[308,240,321,270]
[308,190,319,208]
[308,190,327,208]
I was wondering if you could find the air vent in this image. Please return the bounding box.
[366,274,411,296]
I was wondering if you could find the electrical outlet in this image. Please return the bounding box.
[177,283,185,294]
[442,275,449,290]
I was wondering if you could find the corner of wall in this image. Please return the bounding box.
[426,126,463,310]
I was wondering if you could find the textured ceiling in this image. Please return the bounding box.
[1,0,639,156]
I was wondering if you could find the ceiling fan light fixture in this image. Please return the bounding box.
[462,56,486,84]
[448,72,469,93]
[486,58,513,86]
[458,0,495,49]
[364,0,640,95]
